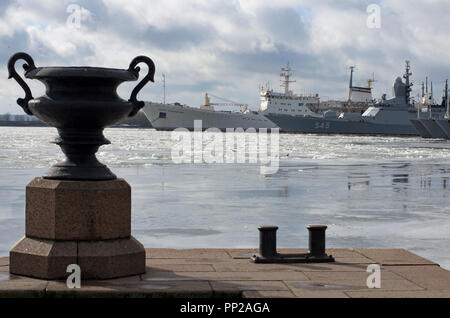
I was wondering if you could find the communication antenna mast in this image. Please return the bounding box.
[446,79,450,119]
[162,74,166,104]
[348,66,356,102]
[403,60,413,105]
[349,66,355,88]
[280,63,295,95]
[429,80,433,119]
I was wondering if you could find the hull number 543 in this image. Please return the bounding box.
[315,122,331,129]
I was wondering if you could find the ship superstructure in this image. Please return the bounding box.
[259,63,320,117]
[411,78,450,139]
[348,66,373,103]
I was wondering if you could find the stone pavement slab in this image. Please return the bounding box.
[147,258,230,265]
[345,290,450,298]
[145,248,230,259]
[286,278,423,292]
[142,270,310,282]
[242,290,297,298]
[354,248,437,265]
[0,258,9,267]
[332,257,375,264]
[145,263,216,272]
[45,280,214,298]
[0,276,48,298]
[210,280,289,293]
[302,269,403,281]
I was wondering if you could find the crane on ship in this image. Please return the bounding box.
[201,93,249,112]
[367,73,376,88]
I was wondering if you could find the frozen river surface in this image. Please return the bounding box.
[0,127,449,269]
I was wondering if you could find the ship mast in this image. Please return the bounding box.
[418,82,425,119]
[403,60,412,105]
[162,73,166,104]
[348,66,355,101]
[429,81,434,119]
[445,79,449,119]
[280,63,295,95]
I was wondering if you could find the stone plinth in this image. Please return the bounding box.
[26,178,131,240]
[9,237,77,280]
[9,178,145,280]
[78,237,145,280]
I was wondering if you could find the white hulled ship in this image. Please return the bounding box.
[259,63,321,117]
[142,75,277,131]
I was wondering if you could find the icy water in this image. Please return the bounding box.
[0,127,449,269]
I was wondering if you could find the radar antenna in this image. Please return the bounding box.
[280,63,296,95]
[403,60,413,105]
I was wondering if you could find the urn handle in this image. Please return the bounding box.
[127,56,155,117]
[7,52,37,115]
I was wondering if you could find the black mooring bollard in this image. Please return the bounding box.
[307,224,328,257]
[251,224,334,263]
[258,225,278,258]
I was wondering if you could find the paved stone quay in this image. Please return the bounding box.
[0,248,450,298]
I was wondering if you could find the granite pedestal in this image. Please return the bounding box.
[9,177,145,280]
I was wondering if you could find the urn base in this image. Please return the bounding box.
[43,128,117,181]
[10,236,146,280]
[43,163,117,181]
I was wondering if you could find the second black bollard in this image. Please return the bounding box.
[307,225,328,257]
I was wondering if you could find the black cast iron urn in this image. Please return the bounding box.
[8,52,155,180]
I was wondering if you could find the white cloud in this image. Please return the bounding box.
[1,0,450,114]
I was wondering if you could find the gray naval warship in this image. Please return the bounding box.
[263,61,445,136]
[410,79,450,139]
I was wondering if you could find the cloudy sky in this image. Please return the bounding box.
[1,0,450,114]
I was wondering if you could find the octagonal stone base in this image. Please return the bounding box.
[26,177,131,241]
[10,236,145,280]
[11,177,146,280]
[9,237,77,280]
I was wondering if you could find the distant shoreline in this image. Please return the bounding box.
[0,111,153,128]
[0,121,47,127]
[0,122,153,128]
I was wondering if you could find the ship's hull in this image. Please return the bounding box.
[410,119,432,138]
[416,119,447,139]
[142,102,278,131]
[435,119,450,139]
[265,113,419,136]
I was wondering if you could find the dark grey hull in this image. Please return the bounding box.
[435,119,450,139]
[265,114,419,136]
[410,119,432,138]
[417,119,447,139]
